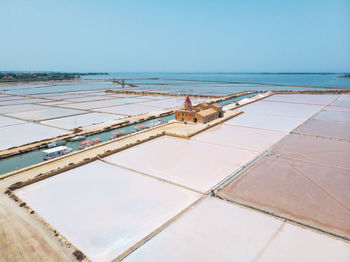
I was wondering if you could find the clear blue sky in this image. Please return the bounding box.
[1,0,349,72]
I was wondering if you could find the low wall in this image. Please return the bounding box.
[6,133,165,191]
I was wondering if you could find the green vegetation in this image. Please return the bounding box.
[73,250,86,261]
[337,73,350,78]
[0,72,108,82]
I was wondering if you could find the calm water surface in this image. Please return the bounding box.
[83,73,350,89]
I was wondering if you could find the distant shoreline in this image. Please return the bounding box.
[0,76,347,90]
[0,72,108,83]
[0,78,83,86]
[0,77,108,87]
[337,74,350,78]
[107,77,349,90]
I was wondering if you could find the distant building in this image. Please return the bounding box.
[175,96,223,124]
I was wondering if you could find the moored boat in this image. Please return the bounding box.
[42,146,72,160]
[47,140,66,148]
[111,131,122,140]
[133,124,149,131]
[110,130,129,140]
[70,135,86,142]
[78,140,93,150]
[148,119,164,128]
[91,138,102,145]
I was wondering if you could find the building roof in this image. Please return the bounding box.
[196,103,209,108]
[196,108,217,117]
[210,103,222,109]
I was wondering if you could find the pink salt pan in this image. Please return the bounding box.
[125,198,350,262]
[331,95,350,108]
[219,155,350,239]
[193,124,287,152]
[16,160,200,262]
[314,110,350,123]
[240,100,323,119]
[325,106,350,113]
[295,119,350,140]
[224,112,306,132]
[105,136,259,193]
[265,94,339,105]
[257,222,350,262]
[272,134,350,169]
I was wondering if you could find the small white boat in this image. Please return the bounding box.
[70,135,86,142]
[47,140,66,148]
[43,146,72,160]
[148,119,164,128]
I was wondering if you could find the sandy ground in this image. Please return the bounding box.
[0,194,75,262]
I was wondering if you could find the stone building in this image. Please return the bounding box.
[175,96,223,124]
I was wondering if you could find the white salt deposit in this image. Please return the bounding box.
[240,100,323,119]
[97,104,164,116]
[124,198,350,262]
[0,98,49,105]
[105,136,258,193]
[265,94,339,105]
[60,99,125,110]
[7,107,85,121]
[0,115,25,128]
[139,98,185,109]
[0,123,70,150]
[42,113,124,129]
[193,124,287,152]
[225,111,306,132]
[0,104,49,114]
[16,161,200,262]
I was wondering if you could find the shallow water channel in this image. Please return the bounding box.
[0,93,257,175]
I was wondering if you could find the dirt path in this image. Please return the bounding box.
[0,194,75,262]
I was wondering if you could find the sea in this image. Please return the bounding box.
[1,73,349,97]
[83,73,350,89]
